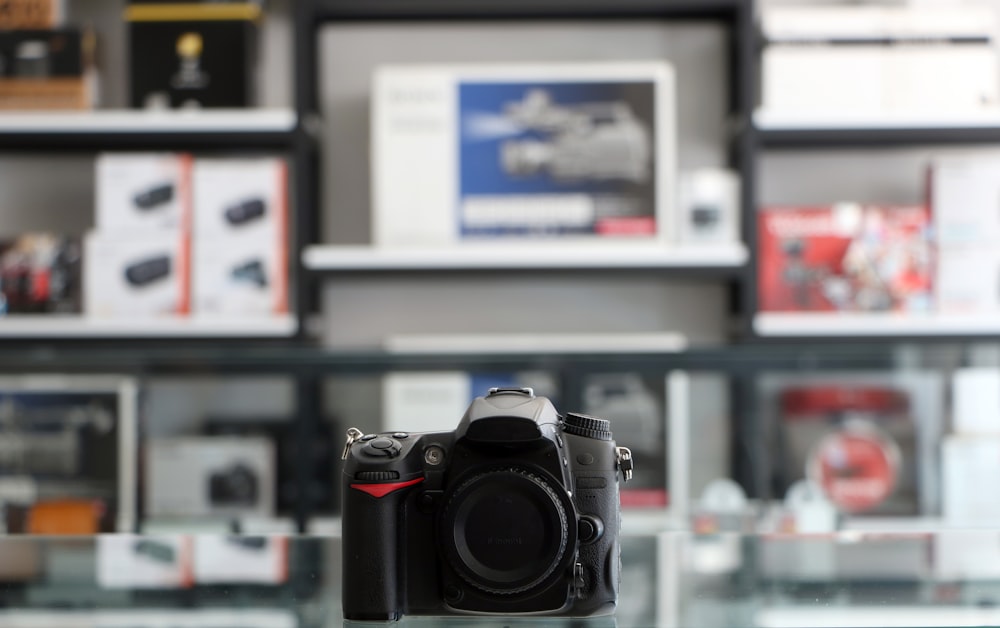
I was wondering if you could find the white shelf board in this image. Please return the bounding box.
[303,244,748,271]
[384,332,688,354]
[757,606,1000,628]
[755,312,1000,337]
[0,109,297,133]
[754,108,1000,131]
[0,315,297,338]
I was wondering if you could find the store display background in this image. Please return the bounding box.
[5,0,1000,521]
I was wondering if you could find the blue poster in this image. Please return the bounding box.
[458,80,657,238]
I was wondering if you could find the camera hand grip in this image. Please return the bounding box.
[342,479,422,621]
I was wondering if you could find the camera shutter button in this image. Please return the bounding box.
[371,438,394,449]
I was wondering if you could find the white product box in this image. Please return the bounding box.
[942,436,1000,524]
[146,437,275,519]
[372,62,676,248]
[84,231,189,317]
[953,368,1000,435]
[193,536,287,584]
[935,530,1000,580]
[193,233,287,317]
[382,371,556,433]
[192,158,288,241]
[382,372,489,434]
[936,248,1000,314]
[760,5,999,117]
[676,169,740,246]
[97,535,193,589]
[96,153,192,233]
[932,158,1000,247]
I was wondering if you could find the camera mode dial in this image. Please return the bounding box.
[362,436,403,458]
[562,413,612,441]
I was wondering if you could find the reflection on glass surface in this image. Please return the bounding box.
[0,531,999,627]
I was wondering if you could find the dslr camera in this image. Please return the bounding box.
[341,387,633,621]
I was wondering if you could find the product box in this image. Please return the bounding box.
[0,0,64,29]
[191,158,287,316]
[145,437,275,519]
[935,247,1000,314]
[759,373,944,517]
[126,2,259,109]
[192,536,287,584]
[0,28,90,109]
[192,158,286,239]
[0,233,81,315]
[84,230,189,317]
[931,157,1000,247]
[942,436,1000,523]
[372,62,676,248]
[760,5,999,117]
[758,204,933,313]
[0,376,138,533]
[953,368,1000,435]
[193,234,286,317]
[382,371,558,433]
[97,535,193,589]
[677,169,740,246]
[583,372,667,509]
[96,153,193,233]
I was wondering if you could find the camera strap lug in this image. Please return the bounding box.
[616,446,634,483]
[341,427,364,460]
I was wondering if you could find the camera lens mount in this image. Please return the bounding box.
[441,467,574,596]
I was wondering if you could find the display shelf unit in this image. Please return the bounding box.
[755,312,1000,339]
[302,244,749,274]
[0,344,902,376]
[0,315,298,340]
[754,109,1000,148]
[0,109,301,150]
[312,0,743,21]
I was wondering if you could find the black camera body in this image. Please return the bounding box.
[341,387,632,621]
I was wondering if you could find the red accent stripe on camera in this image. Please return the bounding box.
[350,477,424,498]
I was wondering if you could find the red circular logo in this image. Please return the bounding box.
[808,428,898,513]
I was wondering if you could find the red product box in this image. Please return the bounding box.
[759,204,933,312]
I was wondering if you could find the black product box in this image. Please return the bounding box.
[126,2,259,109]
[0,28,88,109]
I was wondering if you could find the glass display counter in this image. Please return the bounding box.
[0,529,995,627]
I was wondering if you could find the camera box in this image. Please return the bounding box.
[372,62,676,248]
[192,157,287,239]
[942,436,1000,524]
[96,153,193,233]
[382,371,558,434]
[0,376,138,533]
[126,2,259,109]
[931,157,1000,247]
[83,230,189,317]
[97,535,192,589]
[0,233,81,315]
[935,247,1000,314]
[0,0,64,29]
[676,169,740,247]
[759,372,944,517]
[761,5,999,117]
[145,437,274,519]
[758,204,933,313]
[953,368,1000,436]
[0,28,90,109]
[193,233,286,317]
[192,536,287,584]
